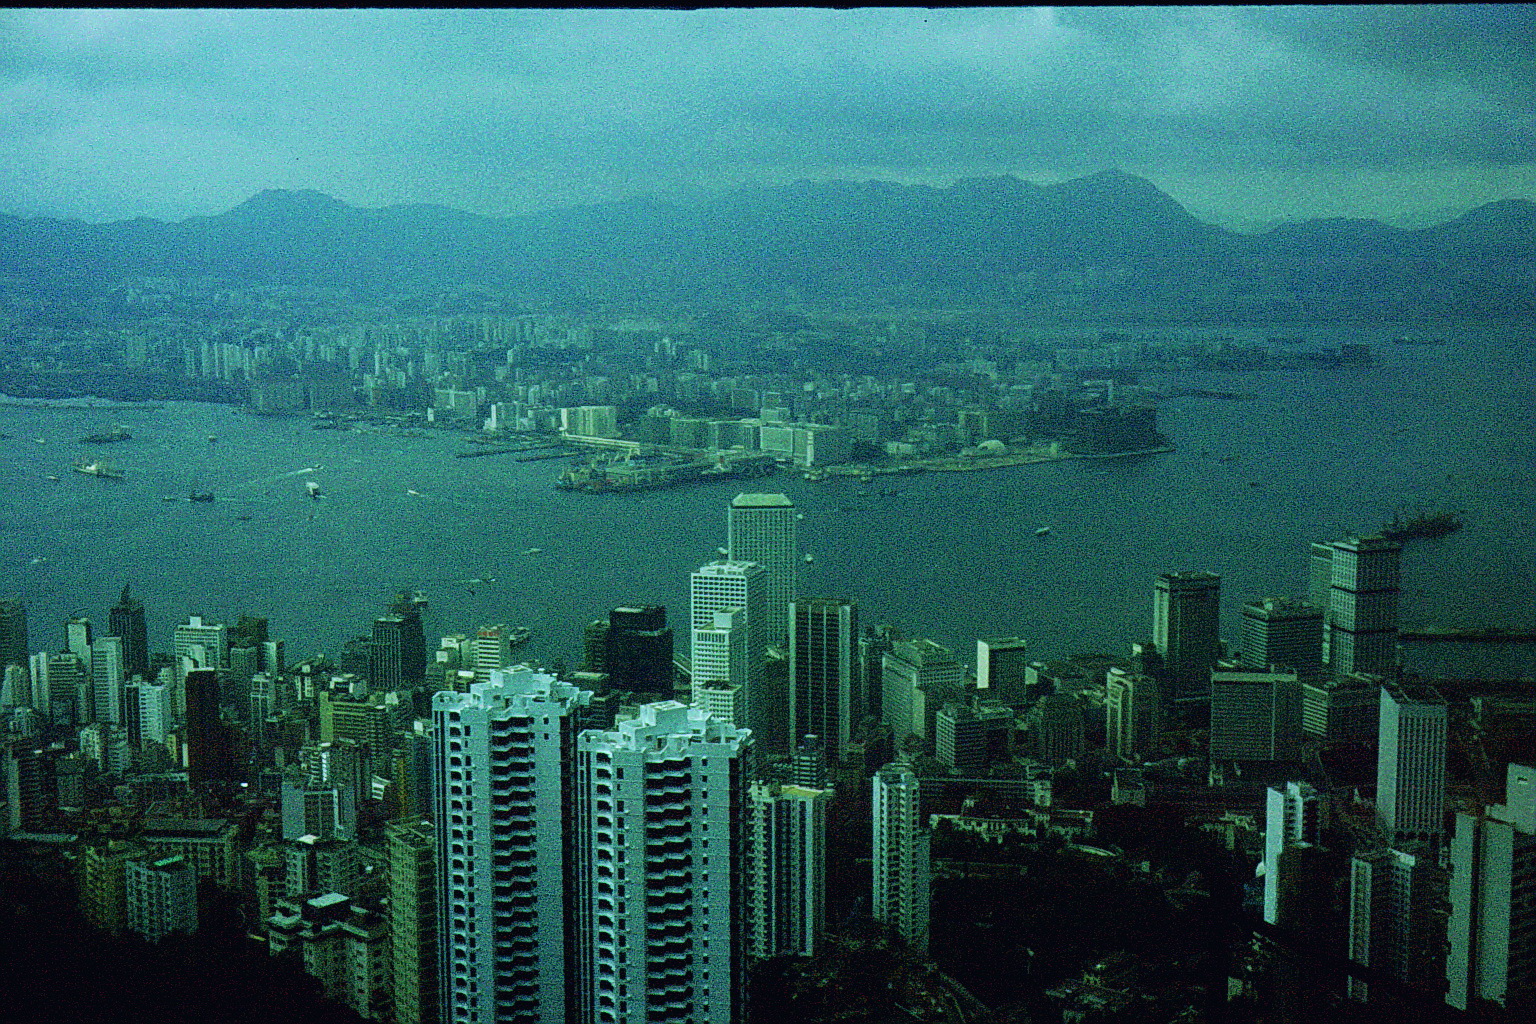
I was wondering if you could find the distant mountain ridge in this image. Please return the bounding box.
[1,172,1531,314]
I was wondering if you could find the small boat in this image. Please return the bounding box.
[406,489,422,496]
[306,481,322,500]
[804,553,814,563]
[207,435,218,443]
[73,459,125,480]
[522,547,542,555]
[188,491,214,503]
[1035,526,1052,537]
[235,514,252,522]
[44,474,60,482]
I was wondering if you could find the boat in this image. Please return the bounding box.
[804,553,814,564]
[44,474,60,482]
[1380,510,1462,542]
[80,424,132,444]
[188,491,214,503]
[522,548,542,555]
[73,459,125,480]
[406,489,422,496]
[1035,526,1052,537]
[306,481,322,499]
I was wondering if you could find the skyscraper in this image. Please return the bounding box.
[373,605,426,691]
[727,493,796,643]
[1376,680,1448,846]
[1322,535,1401,676]
[690,561,766,735]
[1446,763,1536,1011]
[880,639,965,747]
[746,781,831,960]
[90,635,126,726]
[976,637,1030,704]
[433,667,591,1024]
[183,667,235,785]
[605,605,674,700]
[1264,782,1325,926]
[1348,845,1441,1002]
[388,817,439,1024]
[107,586,149,680]
[0,597,28,671]
[574,701,753,1024]
[1240,597,1324,678]
[1209,667,1301,762]
[872,762,930,954]
[173,614,226,716]
[1152,571,1222,701]
[789,598,859,764]
[1105,667,1162,764]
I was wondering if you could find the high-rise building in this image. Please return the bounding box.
[881,639,965,747]
[1027,693,1086,765]
[872,763,930,954]
[126,854,198,943]
[373,606,426,691]
[1322,536,1402,676]
[690,608,749,724]
[574,701,753,1024]
[39,650,87,724]
[934,701,1013,774]
[727,493,797,643]
[789,598,859,764]
[1105,667,1162,764]
[0,597,29,671]
[123,677,172,753]
[690,560,766,735]
[976,637,1030,705]
[90,635,126,726]
[473,624,516,686]
[1446,763,1536,1012]
[433,667,591,1024]
[1348,845,1442,1003]
[1376,681,1448,846]
[1301,673,1381,742]
[108,585,150,680]
[1240,598,1324,678]
[746,781,831,960]
[174,614,227,716]
[1152,571,1222,701]
[1209,668,1301,762]
[184,667,236,785]
[66,616,93,672]
[387,818,439,1024]
[605,605,674,700]
[1264,782,1325,926]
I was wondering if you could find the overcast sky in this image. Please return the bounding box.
[1,7,1532,231]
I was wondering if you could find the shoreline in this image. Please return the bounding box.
[820,444,1175,478]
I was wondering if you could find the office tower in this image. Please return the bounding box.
[582,620,610,673]
[1105,667,1162,763]
[934,701,1013,774]
[789,598,859,763]
[690,560,766,734]
[373,606,426,691]
[690,609,748,723]
[1377,680,1448,846]
[174,614,227,716]
[90,635,126,726]
[1264,782,1325,926]
[184,667,236,785]
[108,585,150,680]
[1027,693,1086,765]
[872,763,930,954]
[388,818,439,1024]
[1240,598,1323,678]
[66,615,93,670]
[747,781,831,960]
[727,493,796,643]
[976,637,1030,704]
[860,625,898,718]
[1446,763,1536,1011]
[606,605,674,699]
[473,624,515,685]
[881,639,965,747]
[574,701,753,1024]
[1323,536,1402,675]
[123,677,172,751]
[0,597,28,670]
[1152,571,1222,701]
[39,650,86,724]
[4,743,62,830]
[1209,668,1301,762]
[434,667,591,1024]
[1348,846,1442,1002]
[126,854,198,943]
[1301,673,1381,742]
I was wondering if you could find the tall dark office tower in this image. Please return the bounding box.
[1324,536,1401,676]
[183,668,235,785]
[1240,597,1324,678]
[1152,571,1222,702]
[107,585,149,680]
[789,598,859,764]
[0,597,30,671]
[605,604,674,698]
[372,604,426,692]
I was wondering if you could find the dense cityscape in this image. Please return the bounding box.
[2,297,1534,1024]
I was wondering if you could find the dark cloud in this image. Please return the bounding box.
[0,8,1530,228]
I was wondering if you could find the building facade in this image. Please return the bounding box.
[788,598,859,763]
[726,493,797,643]
[1152,571,1222,701]
[1376,681,1448,846]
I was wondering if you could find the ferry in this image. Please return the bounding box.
[73,459,125,480]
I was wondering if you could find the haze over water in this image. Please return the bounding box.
[4,322,1534,679]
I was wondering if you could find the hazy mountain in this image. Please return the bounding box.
[0,173,1530,314]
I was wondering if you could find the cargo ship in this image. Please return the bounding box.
[73,458,125,480]
[1379,510,1462,542]
[79,424,132,443]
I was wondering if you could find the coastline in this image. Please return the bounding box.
[820,444,1175,479]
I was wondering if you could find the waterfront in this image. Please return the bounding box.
[2,323,1534,679]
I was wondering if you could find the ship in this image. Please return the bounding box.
[1035,526,1052,537]
[73,459,125,480]
[188,491,214,503]
[1379,510,1462,542]
[306,481,322,499]
[79,424,132,443]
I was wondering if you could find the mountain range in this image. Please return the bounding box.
[1,170,1531,315]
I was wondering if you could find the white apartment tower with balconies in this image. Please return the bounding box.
[872,762,930,954]
[573,701,753,1024]
[690,561,766,736]
[432,667,591,1024]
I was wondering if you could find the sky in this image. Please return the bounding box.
[0,6,1532,232]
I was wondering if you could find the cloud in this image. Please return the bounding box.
[0,7,1531,226]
